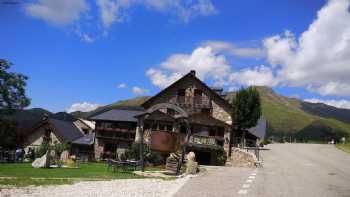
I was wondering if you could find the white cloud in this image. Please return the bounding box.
[146,46,231,88]
[263,0,350,96]
[66,102,101,113]
[229,65,278,87]
[25,0,89,26]
[97,0,122,29]
[304,98,350,110]
[146,68,183,89]
[80,34,94,43]
[96,0,217,30]
[307,82,350,97]
[117,83,127,88]
[132,86,149,95]
[202,40,264,58]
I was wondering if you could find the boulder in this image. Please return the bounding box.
[60,150,69,163]
[185,152,198,175]
[32,151,49,168]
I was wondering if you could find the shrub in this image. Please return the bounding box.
[215,147,227,166]
[53,142,70,156]
[261,138,271,145]
[125,143,164,165]
[35,141,50,158]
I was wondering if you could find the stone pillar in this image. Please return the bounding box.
[94,138,104,160]
[135,126,141,143]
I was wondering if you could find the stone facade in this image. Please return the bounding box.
[212,101,232,124]
[25,125,61,152]
[94,138,104,160]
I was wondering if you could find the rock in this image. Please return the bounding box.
[166,154,179,172]
[60,150,69,163]
[228,148,257,168]
[32,152,49,168]
[185,152,198,175]
[186,152,195,161]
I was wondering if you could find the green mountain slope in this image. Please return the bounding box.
[226,86,350,141]
[70,86,350,142]
[71,96,150,119]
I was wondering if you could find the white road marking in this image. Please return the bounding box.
[238,171,258,195]
[238,189,248,194]
[242,184,250,188]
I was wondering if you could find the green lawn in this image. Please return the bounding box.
[336,143,350,153]
[0,162,157,187]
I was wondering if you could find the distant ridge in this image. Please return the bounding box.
[5,87,349,142]
[72,86,350,141]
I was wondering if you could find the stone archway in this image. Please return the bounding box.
[136,103,191,175]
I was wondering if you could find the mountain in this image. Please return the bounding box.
[71,96,150,119]
[0,108,52,131]
[226,86,350,141]
[73,87,350,142]
[0,108,52,148]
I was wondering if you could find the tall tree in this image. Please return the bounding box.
[0,59,30,109]
[229,87,261,156]
[0,59,30,149]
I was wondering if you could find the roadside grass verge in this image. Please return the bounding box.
[336,143,350,154]
[0,177,74,188]
[0,162,163,187]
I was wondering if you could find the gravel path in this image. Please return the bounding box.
[1,178,189,197]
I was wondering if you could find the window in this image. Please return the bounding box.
[194,89,202,96]
[180,125,187,134]
[177,89,186,96]
[82,129,89,135]
[209,128,216,136]
[217,127,224,137]
[167,108,175,116]
[201,108,211,114]
[194,89,203,105]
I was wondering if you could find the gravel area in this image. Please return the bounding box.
[1,178,189,197]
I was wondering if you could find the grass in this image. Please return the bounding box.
[0,178,74,188]
[336,143,350,153]
[0,162,162,187]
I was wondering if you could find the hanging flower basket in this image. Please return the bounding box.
[150,131,180,153]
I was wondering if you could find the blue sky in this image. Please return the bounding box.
[2,0,350,112]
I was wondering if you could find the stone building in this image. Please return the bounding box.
[136,70,234,165]
[24,114,95,160]
[89,109,141,160]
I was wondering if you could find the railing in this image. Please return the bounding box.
[188,135,223,146]
[165,96,211,109]
[95,126,135,133]
[96,132,134,141]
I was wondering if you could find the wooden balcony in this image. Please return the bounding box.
[188,135,224,147]
[166,96,211,109]
[95,126,135,133]
[96,132,134,141]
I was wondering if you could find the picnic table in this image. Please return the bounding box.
[107,159,142,172]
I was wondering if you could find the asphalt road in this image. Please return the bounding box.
[174,143,350,197]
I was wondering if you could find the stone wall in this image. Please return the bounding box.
[212,101,232,124]
[94,138,104,160]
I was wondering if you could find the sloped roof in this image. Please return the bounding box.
[49,118,84,142]
[189,113,230,128]
[247,117,266,139]
[89,109,142,122]
[142,70,233,112]
[78,118,95,129]
[72,132,95,145]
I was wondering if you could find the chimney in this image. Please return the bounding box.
[190,70,196,76]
